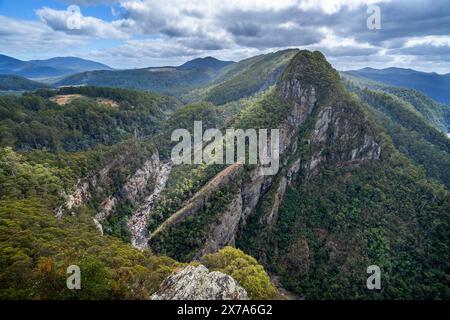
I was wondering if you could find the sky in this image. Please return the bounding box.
[0,0,449,73]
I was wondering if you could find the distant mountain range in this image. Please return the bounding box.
[180,56,234,71]
[2,52,449,112]
[346,67,450,106]
[0,54,112,79]
[55,56,237,96]
[55,50,298,100]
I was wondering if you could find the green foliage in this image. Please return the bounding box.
[355,89,450,188]
[57,66,221,96]
[0,75,48,91]
[0,198,180,299]
[156,102,222,158]
[1,47,450,301]
[383,87,450,133]
[201,49,298,105]
[280,50,343,105]
[202,247,279,300]
[229,88,292,129]
[342,73,450,134]
[237,50,450,299]
[0,135,159,243]
[239,159,450,299]
[151,178,240,262]
[147,163,225,233]
[0,86,177,151]
[0,147,67,200]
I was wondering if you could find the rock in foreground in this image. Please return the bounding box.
[151,265,248,300]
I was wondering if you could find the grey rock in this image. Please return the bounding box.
[151,265,248,300]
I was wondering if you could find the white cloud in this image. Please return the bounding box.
[298,0,389,15]
[36,7,129,39]
[0,15,87,58]
[1,0,450,72]
[405,36,450,47]
[85,38,262,68]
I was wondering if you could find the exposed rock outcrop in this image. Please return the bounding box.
[149,163,243,241]
[55,148,171,248]
[95,152,162,224]
[148,50,385,260]
[128,161,172,249]
[151,265,248,300]
[149,83,317,255]
[55,150,133,218]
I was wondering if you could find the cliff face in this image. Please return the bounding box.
[95,152,164,224]
[56,51,384,264]
[151,265,248,300]
[148,51,384,260]
[55,151,131,219]
[55,147,170,246]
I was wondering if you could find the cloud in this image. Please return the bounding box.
[390,44,450,57]
[85,38,223,68]
[0,15,87,57]
[36,7,129,39]
[328,0,450,48]
[2,0,450,72]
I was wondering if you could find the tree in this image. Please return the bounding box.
[202,246,279,300]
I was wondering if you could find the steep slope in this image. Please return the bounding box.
[351,88,450,188]
[347,67,450,106]
[2,50,449,300]
[342,72,450,134]
[144,50,449,299]
[148,50,385,261]
[184,49,298,105]
[237,53,450,299]
[0,121,277,300]
[342,73,450,188]
[382,87,450,134]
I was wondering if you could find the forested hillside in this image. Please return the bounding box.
[0,85,277,299]
[0,75,48,92]
[234,51,450,299]
[342,72,450,134]
[184,49,298,105]
[0,86,178,151]
[343,74,450,188]
[1,49,449,300]
[346,67,450,106]
[56,60,232,96]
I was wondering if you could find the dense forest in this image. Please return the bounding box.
[0,86,178,151]
[1,50,449,300]
[0,85,276,299]
[234,51,450,299]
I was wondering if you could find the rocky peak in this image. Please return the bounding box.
[149,50,385,261]
[151,265,248,300]
[276,50,342,104]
